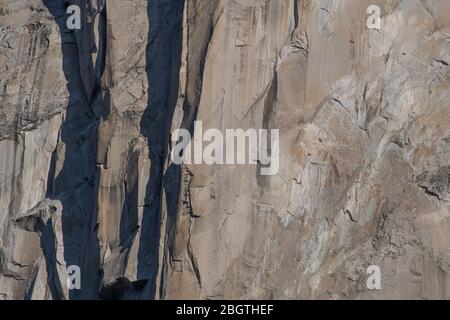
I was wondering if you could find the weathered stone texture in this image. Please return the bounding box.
[0,0,449,299]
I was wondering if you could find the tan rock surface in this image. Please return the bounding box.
[0,0,449,299]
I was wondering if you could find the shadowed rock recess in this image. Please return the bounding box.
[0,0,449,300]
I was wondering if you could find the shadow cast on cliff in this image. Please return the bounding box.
[42,0,186,300]
[42,0,106,300]
[137,0,185,299]
[97,0,185,300]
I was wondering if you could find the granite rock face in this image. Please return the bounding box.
[0,0,449,299]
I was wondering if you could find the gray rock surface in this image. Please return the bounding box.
[0,0,449,299]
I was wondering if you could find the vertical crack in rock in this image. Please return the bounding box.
[157,0,219,299]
